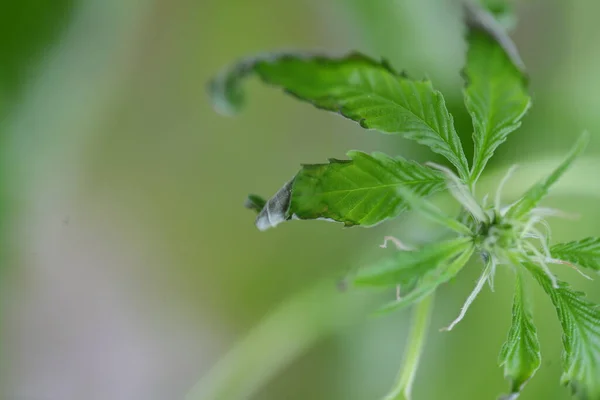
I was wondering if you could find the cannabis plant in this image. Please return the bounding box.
[208,3,600,400]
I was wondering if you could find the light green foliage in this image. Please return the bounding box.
[353,237,472,287]
[551,237,600,271]
[525,262,600,399]
[498,272,541,398]
[210,53,470,179]
[207,1,600,399]
[506,132,589,220]
[464,29,530,183]
[376,245,474,314]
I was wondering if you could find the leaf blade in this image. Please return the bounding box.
[498,272,541,398]
[525,261,600,398]
[551,237,600,272]
[353,237,473,288]
[506,132,589,220]
[376,244,475,314]
[252,151,447,230]
[465,28,530,183]
[209,53,470,178]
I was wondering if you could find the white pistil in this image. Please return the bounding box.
[380,236,413,251]
[441,262,492,332]
[527,243,559,288]
[546,257,593,281]
[495,164,518,215]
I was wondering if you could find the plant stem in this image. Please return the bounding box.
[382,294,434,400]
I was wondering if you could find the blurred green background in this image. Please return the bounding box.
[1,0,600,399]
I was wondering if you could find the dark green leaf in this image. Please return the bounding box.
[525,261,600,399]
[551,237,600,272]
[209,53,470,178]
[353,237,472,287]
[253,151,446,230]
[498,272,541,398]
[465,28,530,183]
[506,132,589,221]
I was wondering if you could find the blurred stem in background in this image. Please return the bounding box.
[383,295,434,400]
[185,281,373,400]
[186,156,600,400]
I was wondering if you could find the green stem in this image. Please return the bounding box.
[382,294,434,400]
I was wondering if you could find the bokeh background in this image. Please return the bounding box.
[1,0,600,399]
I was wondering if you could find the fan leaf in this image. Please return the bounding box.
[210,53,470,178]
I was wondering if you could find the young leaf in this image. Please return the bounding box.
[209,53,470,179]
[551,237,600,272]
[252,151,446,230]
[353,237,473,287]
[498,272,541,399]
[376,245,475,314]
[525,261,600,398]
[464,28,530,184]
[506,132,589,220]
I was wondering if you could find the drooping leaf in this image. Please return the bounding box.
[525,261,600,399]
[376,244,475,314]
[353,237,473,287]
[464,28,530,183]
[252,151,446,231]
[506,132,589,221]
[209,53,470,179]
[498,272,541,399]
[551,237,600,272]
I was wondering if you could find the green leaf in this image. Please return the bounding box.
[253,151,446,230]
[498,272,541,398]
[551,237,600,272]
[465,28,530,183]
[463,0,525,72]
[506,132,589,220]
[353,237,473,287]
[392,180,473,235]
[209,53,470,179]
[376,244,475,314]
[525,261,600,399]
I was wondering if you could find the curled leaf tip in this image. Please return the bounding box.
[255,180,293,231]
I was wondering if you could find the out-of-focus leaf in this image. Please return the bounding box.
[463,0,524,72]
[209,53,470,178]
[506,132,589,220]
[374,244,474,314]
[353,237,472,287]
[252,151,446,230]
[464,28,530,183]
[551,237,600,272]
[525,261,600,399]
[498,272,541,399]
